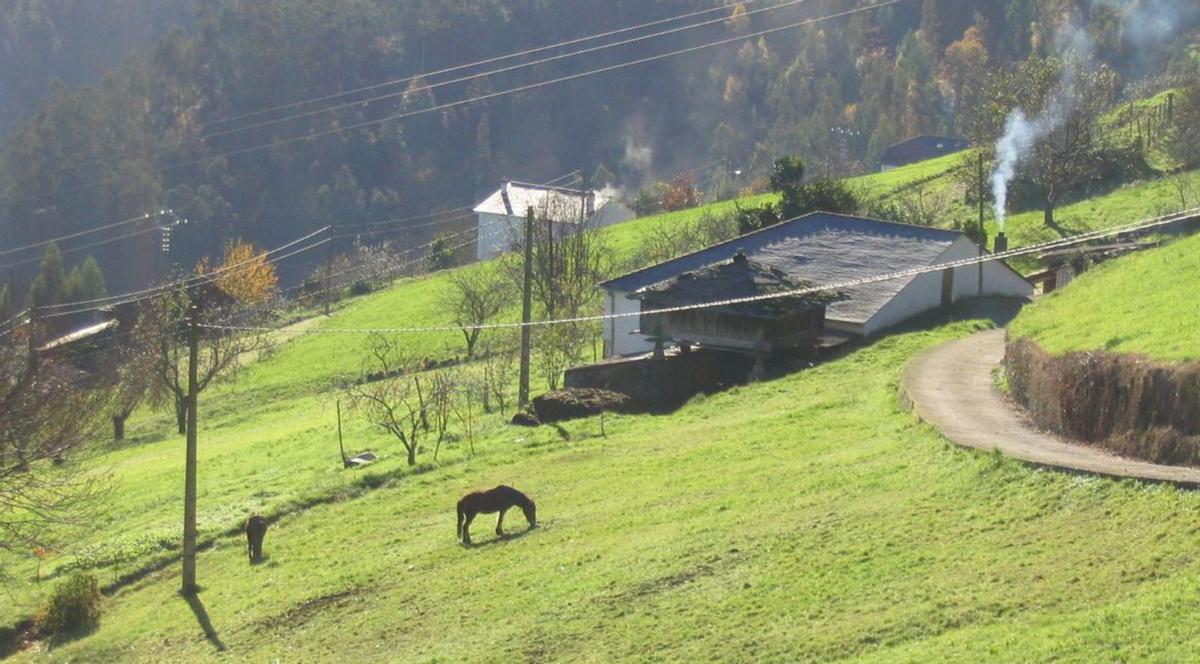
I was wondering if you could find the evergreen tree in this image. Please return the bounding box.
[0,282,11,320]
[27,243,68,308]
[76,255,108,301]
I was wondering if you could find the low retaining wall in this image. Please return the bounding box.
[1004,337,1200,466]
[564,349,753,411]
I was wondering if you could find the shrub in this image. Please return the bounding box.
[38,573,101,636]
[349,280,373,296]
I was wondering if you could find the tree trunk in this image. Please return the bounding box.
[113,413,127,442]
[1043,189,1058,229]
[463,329,477,360]
[175,395,187,435]
[406,446,416,466]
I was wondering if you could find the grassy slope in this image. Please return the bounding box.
[1009,231,1200,362]
[21,317,1200,662]
[5,144,1200,649]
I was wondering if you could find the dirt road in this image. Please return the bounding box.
[900,328,1200,488]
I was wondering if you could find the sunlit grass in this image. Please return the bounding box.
[1010,231,1200,362]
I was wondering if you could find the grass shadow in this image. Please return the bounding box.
[463,526,538,549]
[181,592,226,652]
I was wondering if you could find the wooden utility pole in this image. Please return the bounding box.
[977,152,986,296]
[25,306,39,376]
[181,304,200,595]
[324,225,335,316]
[518,206,534,407]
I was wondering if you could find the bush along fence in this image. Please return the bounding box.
[1004,337,1200,466]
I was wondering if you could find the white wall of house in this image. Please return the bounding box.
[603,290,655,358]
[476,202,635,262]
[475,212,521,261]
[865,237,1033,335]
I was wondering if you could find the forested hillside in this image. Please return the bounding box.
[0,1,193,130]
[0,0,1198,294]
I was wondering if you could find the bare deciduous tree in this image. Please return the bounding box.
[0,336,109,568]
[502,200,616,321]
[428,369,455,461]
[536,322,590,391]
[143,291,274,434]
[450,370,482,457]
[349,334,427,466]
[637,211,739,266]
[443,265,514,359]
[480,338,517,414]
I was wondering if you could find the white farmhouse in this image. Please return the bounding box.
[599,212,1034,358]
[473,181,635,261]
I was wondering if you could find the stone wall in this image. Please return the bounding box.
[564,349,753,412]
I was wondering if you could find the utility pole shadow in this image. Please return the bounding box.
[181,592,226,652]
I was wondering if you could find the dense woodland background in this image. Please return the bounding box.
[0,0,1198,297]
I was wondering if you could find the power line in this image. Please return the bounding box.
[200,1,770,132]
[43,2,783,182]
[165,2,883,176]
[40,236,331,320]
[0,209,175,258]
[191,0,814,145]
[0,224,165,271]
[2,0,889,210]
[38,225,332,316]
[334,208,473,232]
[201,206,1200,336]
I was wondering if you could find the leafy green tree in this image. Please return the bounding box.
[771,156,807,219]
[426,236,456,273]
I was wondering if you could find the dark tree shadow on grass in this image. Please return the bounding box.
[182,592,226,652]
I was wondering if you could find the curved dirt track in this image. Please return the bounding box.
[900,328,1200,488]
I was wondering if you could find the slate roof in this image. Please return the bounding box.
[604,212,992,326]
[473,181,615,223]
[881,135,970,168]
[637,252,834,319]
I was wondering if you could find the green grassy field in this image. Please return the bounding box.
[1009,230,1200,362]
[17,315,1200,661]
[5,140,1200,659]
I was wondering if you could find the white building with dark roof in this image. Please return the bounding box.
[600,212,1033,358]
[474,181,635,260]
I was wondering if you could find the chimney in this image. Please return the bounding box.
[993,232,1008,254]
[500,180,513,216]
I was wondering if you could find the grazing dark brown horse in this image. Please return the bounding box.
[457,485,537,546]
[245,514,268,563]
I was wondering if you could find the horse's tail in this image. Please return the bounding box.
[456,503,465,539]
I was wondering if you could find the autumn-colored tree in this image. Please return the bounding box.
[196,239,279,306]
[942,26,990,135]
[659,175,702,212]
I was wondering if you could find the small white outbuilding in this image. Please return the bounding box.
[474,181,635,261]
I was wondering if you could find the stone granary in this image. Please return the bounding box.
[636,251,836,362]
[601,213,1034,359]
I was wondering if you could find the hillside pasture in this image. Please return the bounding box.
[14,317,1200,661]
